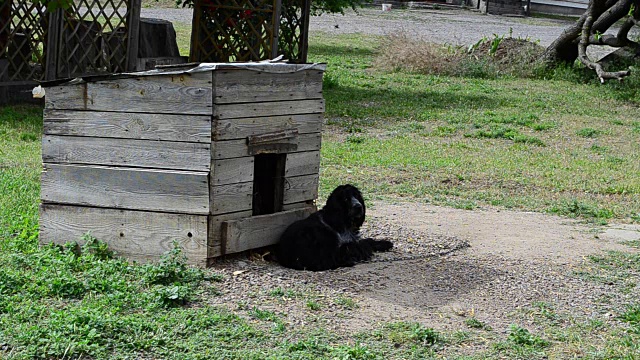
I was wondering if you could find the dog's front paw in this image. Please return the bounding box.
[372,239,393,252]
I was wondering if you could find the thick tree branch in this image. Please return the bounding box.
[588,34,628,46]
[543,0,640,76]
[578,3,631,82]
[616,16,638,40]
[592,0,635,32]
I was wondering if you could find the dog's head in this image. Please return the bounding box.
[324,184,366,230]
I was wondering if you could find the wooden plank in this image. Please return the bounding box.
[42,135,211,171]
[214,133,321,160]
[248,129,299,155]
[221,207,315,255]
[41,164,209,214]
[210,182,253,215]
[45,72,213,114]
[207,210,253,257]
[213,114,322,141]
[285,151,320,177]
[44,9,62,81]
[43,109,212,143]
[283,174,319,204]
[300,0,312,62]
[126,0,142,72]
[212,157,254,186]
[271,0,282,59]
[213,69,323,104]
[283,201,317,211]
[136,57,188,71]
[214,99,324,120]
[39,203,207,266]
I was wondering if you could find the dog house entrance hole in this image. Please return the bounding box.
[253,154,286,216]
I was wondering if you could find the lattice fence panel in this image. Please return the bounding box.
[191,0,279,62]
[0,0,48,82]
[278,0,309,63]
[56,0,131,78]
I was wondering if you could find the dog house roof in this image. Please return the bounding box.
[40,62,327,87]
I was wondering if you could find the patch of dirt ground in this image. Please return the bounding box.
[206,201,640,343]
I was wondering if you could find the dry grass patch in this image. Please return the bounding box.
[374,32,545,78]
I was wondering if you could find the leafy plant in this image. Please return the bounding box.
[335,295,359,309]
[465,317,493,331]
[507,324,549,347]
[251,307,279,321]
[81,234,113,260]
[141,242,203,286]
[306,300,321,311]
[410,324,441,346]
[577,127,600,138]
[550,199,614,223]
[332,343,377,360]
[620,304,640,333]
[153,284,192,307]
[489,34,505,56]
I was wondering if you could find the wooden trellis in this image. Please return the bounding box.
[278,0,311,63]
[190,0,311,63]
[1,0,312,104]
[0,0,48,84]
[46,0,141,79]
[1,0,141,103]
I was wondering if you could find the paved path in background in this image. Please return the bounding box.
[140,6,575,47]
[141,7,626,58]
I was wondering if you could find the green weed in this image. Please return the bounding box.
[620,304,640,333]
[306,300,322,311]
[377,322,444,348]
[577,127,600,138]
[622,239,640,248]
[335,295,359,309]
[493,324,549,357]
[549,199,614,224]
[465,317,493,331]
[269,287,285,296]
[251,307,279,321]
[465,126,545,147]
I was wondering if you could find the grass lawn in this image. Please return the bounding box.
[309,34,640,223]
[1,28,640,358]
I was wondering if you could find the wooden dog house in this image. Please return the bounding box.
[39,62,325,266]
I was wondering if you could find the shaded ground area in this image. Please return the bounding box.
[206,201,638,340]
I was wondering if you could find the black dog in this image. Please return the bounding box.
[276,184,393,271]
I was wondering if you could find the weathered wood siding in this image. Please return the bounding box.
[213,69,324,104]
[42,135,211,171]
[214,99,324,120]
[40,204,208,265]
[213,114,322,141]
[213,133,322,160]
[41,164,210,214]
[43,109,211,143]
[45,72,213,114]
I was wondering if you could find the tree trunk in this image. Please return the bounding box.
[542,0,640,81]
[541,13,586,64]
[541,0,631,65]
